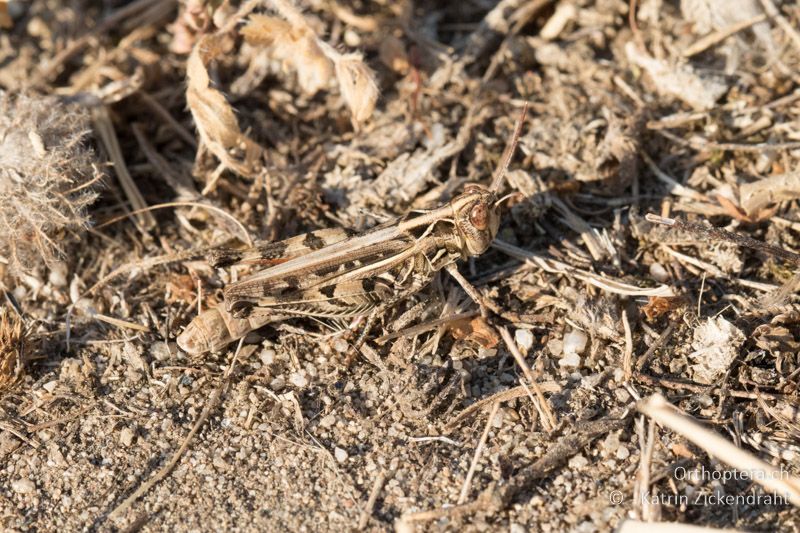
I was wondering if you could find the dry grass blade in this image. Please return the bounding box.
[492,239,676,297]
[638,394,800,506]
[497,325,557,431]
[90,102,155,229]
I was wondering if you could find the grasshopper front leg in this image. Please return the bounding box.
[444,263,492,318]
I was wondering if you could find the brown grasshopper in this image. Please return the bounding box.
[177,106,527,355]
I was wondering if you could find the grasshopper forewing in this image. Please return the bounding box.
[177,104,528,355]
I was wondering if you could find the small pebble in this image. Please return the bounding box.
[547,338,563,357]
[334,447,348,463]
[616,446,630,460]
[602,432,620,454]
[12,478,35,493]
[150,342,171,362]
[289,372,308,388]
[42,380,58,393]
[563,329,588,356]
[120,427,135,447]
[260,349,276,366]
[319,414,336,428]
[613,388,630,402]
[649,262,669,282]
[343,29,361,47]
[515,329,534,351]
[569,454,589,469]
[270,376,286,391]
[559,352,581,367]
[333,338,349,353]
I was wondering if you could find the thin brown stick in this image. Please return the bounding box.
[108,338,245,522]
[357,470,387,530]
[91,104,156,230]
[622,308,634,381]
[683,13,768,57]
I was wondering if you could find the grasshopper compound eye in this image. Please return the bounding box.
[469,203,488,230]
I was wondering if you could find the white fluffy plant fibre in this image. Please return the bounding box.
[0,92,101,276]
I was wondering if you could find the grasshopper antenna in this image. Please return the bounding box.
[490,102,528,192]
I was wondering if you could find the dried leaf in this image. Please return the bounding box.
[739,172,800,219]
[186,34,265,178]
[449,316,500,349]
[642,296,685,321]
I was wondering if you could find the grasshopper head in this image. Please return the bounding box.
[453,184,501,256]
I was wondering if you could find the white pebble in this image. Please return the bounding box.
[569,454,589,469]
[649,262,669,282]
[514,329,534,351]
[320,414,336,428]
[334,447,348,463]
[120,427,135,447]
[563,329,588,357]
[333,338,349,353]
[12,478,35,493]
[42,380,58,393]
[289,372,308,388]
[559,352,581,367]
[260,349,276,366]
[270,376,285,391]
[343,29,361,47]
[616,446,630,460]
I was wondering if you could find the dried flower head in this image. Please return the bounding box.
[0,91,101,276]
[334,53,379,126]
[0,308,26,390]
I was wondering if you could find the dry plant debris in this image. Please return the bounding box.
[0,307,26,390]
[0,0,800,531]
[0,91,101,275]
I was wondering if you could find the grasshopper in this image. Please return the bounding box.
[177,106,527,355]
